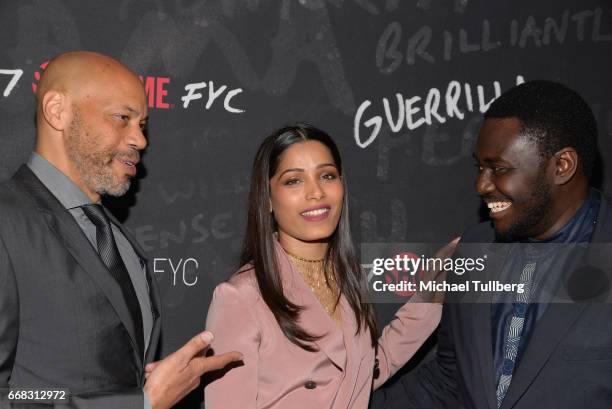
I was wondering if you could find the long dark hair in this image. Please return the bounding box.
[240,123,377,350]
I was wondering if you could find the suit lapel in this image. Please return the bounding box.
[15,166,144,366]
[144,265,162,364]
[500,304,586,409]
[463,241,509,409]
[335,294,365,405]
[275,243,347,370]
[471,302,496,409]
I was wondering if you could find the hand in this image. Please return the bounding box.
[412,237,460,303]
[433,236,460,266]
[144,330,242,409]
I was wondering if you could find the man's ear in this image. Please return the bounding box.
[41,90,71,131]
[552,147,579,185]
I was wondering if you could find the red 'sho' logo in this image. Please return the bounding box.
[32,61,49,93]
[384,252,424,297]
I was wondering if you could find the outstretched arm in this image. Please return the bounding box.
[373,302,442,389]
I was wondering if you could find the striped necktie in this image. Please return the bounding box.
[81,204,144,357]
[495,262,536,407]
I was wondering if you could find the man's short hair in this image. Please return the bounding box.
[485,80,598,180]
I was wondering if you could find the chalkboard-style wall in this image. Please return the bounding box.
[1,1,611,407]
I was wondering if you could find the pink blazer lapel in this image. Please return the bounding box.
[336,292,374,405]
[275,242,348,371]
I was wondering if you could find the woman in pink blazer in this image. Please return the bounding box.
[205,124,444,409]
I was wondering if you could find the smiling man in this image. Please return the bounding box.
[0,51,240,409]
[372,80,612,408]
[475,117,556,242]
[475,86,596,244]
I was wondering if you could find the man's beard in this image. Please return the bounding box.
[66,110,131,197]
[494,172,553,243]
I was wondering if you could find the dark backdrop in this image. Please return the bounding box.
[1,1,611,407]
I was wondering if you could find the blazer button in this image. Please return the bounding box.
[304,380,317,390]
[373,358,380,379]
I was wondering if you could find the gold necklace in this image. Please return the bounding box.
[285,251,341,323]
[284,250,324,263]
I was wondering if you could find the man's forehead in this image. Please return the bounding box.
[475,117,539,161]
[80,68,143,93]
[76,75,146,109]
[479,117,522,140]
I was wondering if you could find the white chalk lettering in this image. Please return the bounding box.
[353,75,524,149]
[0,69,23,97]
[181,81,245,113]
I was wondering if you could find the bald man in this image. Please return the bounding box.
[0,51,240,409]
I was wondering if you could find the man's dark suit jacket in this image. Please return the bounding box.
[372,194,612,409]
[0,166,162,408]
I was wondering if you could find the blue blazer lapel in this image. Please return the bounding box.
[15,165,144,366]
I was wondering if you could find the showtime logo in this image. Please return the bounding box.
[383,252,423,297]
[140,75,170,109]
[31,60,172,110]
[2,58,246,113]
[31,61,49,93]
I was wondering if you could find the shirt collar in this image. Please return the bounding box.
[26,152,94,209]
[526,188,600,244]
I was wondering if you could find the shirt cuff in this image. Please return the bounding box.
[143,389,152,409]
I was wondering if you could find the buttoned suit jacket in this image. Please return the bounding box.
[0,166,162,408]
[372,194,612,409]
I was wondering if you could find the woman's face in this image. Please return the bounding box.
[270,140,344,253]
